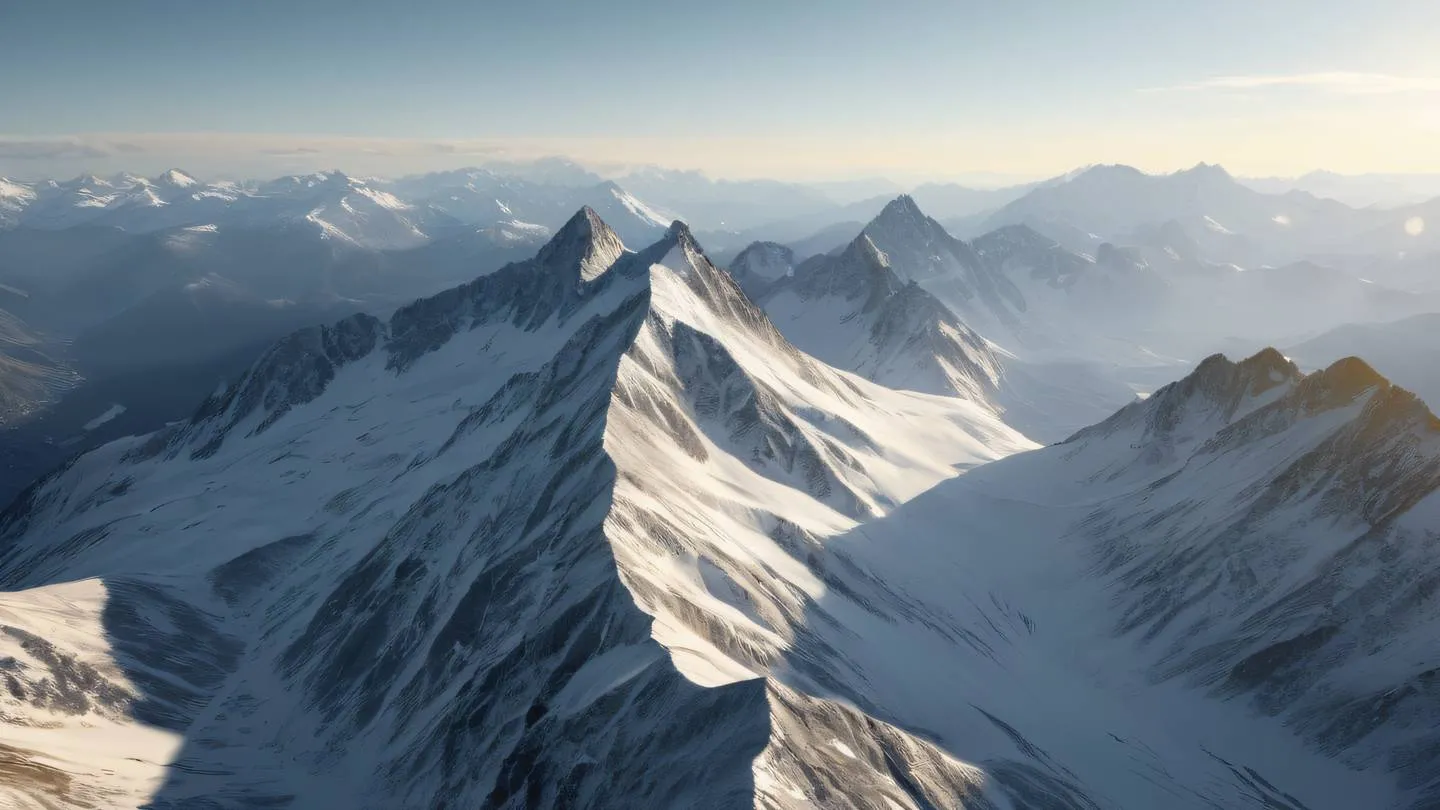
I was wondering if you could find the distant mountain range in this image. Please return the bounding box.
[5,162,1436,267]
[0,161,1434,466]
[1243,170,1440,209]
[981,163,1439,266]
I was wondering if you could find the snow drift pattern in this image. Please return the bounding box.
[0,209,1436,809]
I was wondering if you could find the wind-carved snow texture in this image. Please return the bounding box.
[0,209,1434,809]
[0,208,1034,809]
[819,348,1438,809]
[0,210,769,808]
[1066,350,1440,806]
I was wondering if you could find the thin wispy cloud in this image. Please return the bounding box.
[0,139,113,161]
[1142,72,1440,95]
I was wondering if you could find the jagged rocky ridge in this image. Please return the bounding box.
[847,348,1440,809]
[1,208,1435,808]
[858,195,1179,362]
[751,233,1005,405]
[0,209,1030,808]
[1066,350,1440,805]
[734,215,1144,442]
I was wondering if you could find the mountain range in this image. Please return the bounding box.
[2,157,1440,809]
[2,209,1438,808]
[980,163,1438,267]
[1243,170,1440,209]
[1,160,1434,484]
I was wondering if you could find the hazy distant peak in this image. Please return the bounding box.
[733,240,795,267]
[1178,161,1233,180]
[155,168,199,188]
[875,193,927,223]
[1073,164,1147,182]
[72,174,113,189]
[973,222,1055,250]
[729,241,797,294]
[479,156,602,186]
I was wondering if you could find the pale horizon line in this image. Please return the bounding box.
[2,133,1439,187]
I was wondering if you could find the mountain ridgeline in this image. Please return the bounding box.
[0,205,1437,809]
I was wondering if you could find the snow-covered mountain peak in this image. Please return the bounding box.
[860,195,979,281]
[1191,346,1301,400]
[1061,348,1440,506]
[783,233,902,306]
[71,174,112,190]
[0,178,33,199]
[639,218,798,341]
[477,218,552,246]
[1287,353,1386,404]
[267,169,354,192]
[0,210,1044,808]
[1070,348,1302,446]
[661,217,699,248]
[13,203,1438,806]
[846,231,891,269]
[869,193,928,231]
[535,206,627,282]
[0,178,35,221]
[1260,354,1440,447]
[154,168,199,189]
[1188,349,1421,427]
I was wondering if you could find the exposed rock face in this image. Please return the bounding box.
[0,210,1032,809]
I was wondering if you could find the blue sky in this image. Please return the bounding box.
[2,0,1438,180]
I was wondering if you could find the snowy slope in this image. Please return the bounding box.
[756,233,1005,407]
[0,178,36,227]
[244,171,453,249]
[6,170,456,248]
[7,171,239,234]
[3,209,1427,808]
[0,210,1035,809]
[860,196,1180,368]
[858,196,1438,399]
[795,349,1439,809]
[744,210,1161,440]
